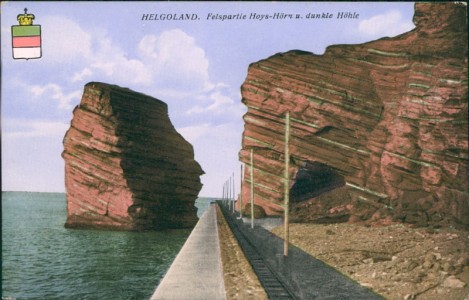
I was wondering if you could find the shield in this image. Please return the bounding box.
[12,9,41,60]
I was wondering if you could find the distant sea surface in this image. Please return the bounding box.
[2,191,214,300]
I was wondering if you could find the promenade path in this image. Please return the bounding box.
[151,204,226,300]
[152,201,383,299]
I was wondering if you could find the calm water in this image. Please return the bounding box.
[2,192,214,300]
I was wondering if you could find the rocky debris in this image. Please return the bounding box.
[238,2,468,229]
[272,222,469,299]
[443,276,467,289]
[216,205,268,300]
[62,82,204,230]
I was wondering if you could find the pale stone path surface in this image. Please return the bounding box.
[151,204,226,300]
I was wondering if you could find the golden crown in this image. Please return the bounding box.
[17,8,35,26]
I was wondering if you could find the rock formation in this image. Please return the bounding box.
[63,82,204,230]
[238,3,468,229]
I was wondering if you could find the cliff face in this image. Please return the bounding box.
[239,3,468,229]
[63,82,204,230]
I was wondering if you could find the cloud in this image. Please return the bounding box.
[89,37,152,85]
[37,16,151,85]
[186,90,246,119]
[28,83,81,110]
[3,119,70,139]
[71,68,93,82]
[8,15,224,102]
[187,91,233,114]
[138,29,214,92]
[40,16,92,63]
[5,15,239,126]
[56,24,215,92]
[177,123,212,144]
[358,10,414,37]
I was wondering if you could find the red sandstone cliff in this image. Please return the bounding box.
[238,3,468,229]
[63,82,204,230]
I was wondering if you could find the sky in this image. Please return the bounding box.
[1,1,415,197]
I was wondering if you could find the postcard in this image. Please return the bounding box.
[2,2,467,300]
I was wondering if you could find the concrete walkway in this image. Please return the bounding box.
[151,204,226,300]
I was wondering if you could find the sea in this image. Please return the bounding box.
[2,191,215,300]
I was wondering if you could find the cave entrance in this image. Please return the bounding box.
[290,161,345,203]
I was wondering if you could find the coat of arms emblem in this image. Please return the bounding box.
[12,8,42,60]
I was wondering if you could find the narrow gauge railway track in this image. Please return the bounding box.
[217,202,296,300]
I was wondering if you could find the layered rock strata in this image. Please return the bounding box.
[238,3,468,229]
[63,82,204,230]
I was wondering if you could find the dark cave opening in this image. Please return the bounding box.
[290,161,345,203]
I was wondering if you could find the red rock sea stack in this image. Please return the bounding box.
[62,82,204,230]
[238,3,468,229]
